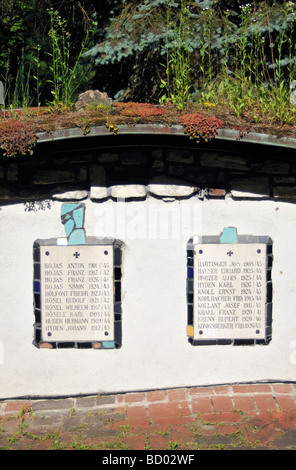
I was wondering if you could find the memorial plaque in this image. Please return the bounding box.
[40,245,114,342]
[193,243,266,340]
[187,231,272,345]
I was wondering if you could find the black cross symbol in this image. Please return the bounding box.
[227,250,234,257]
[73,251,80,259]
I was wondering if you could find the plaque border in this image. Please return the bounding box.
[186,232,273,346]
[33,237,123,350]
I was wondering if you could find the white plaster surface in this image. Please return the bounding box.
[0,197,295,398]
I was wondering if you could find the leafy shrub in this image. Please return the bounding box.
[0,120,37,157]
[178,112,224,143]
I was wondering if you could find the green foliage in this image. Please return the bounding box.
[84,0,296,125]
[0,0,97,108]
[160,0,192,109]
[47,8,96,105]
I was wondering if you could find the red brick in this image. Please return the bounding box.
[212,396,234,412]
[233,395,256,412]
[277,410,296,429]
[125,393,145,404]
[213,386,231,395]
[276,395,296,411]
[272,383,294,394]
[114,406,126,415]
[191,397,213,414]
[189,387,214,396]
[207,188,226,197]
[147,390,166,403]
[232,384,272,394]
[254,394,278,411]
[127,406,150,426]
[201,412,242,423]
[4,401,31,414]
[148,401,191,419]
[167,388,187,402]
[127,405,147,418]
[116,394,125,404]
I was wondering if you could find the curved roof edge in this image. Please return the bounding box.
[36,124,296,149]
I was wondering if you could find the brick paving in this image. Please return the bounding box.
[1,382,296,450]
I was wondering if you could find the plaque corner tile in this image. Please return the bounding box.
[220,227,238,244]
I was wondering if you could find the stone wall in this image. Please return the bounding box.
[0,129,296,203]
[1,128,296,399]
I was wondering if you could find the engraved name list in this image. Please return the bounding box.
[194,243,267,340]
[40,245,114,342]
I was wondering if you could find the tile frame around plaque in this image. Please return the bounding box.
[186,230,273,346]
[33,237,123,350]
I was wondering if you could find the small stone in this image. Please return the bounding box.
[75,90,112,111]
[110,184,146,199]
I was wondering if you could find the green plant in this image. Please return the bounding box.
[0,119,36,157]
[105,116,118,135]
[47,431,67,450]
[166,439,181,450]
[160,0,192,110]
[179,112,224,143]
[33,44,41,107]
[47,8,95,105]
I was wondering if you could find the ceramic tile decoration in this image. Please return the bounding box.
[33,203,122,349]
[187,228,273,345]
[33,240,122,349]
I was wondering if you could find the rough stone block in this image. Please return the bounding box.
[273,176,295,184]
[273,185,296,199]
[90,164,108,200]
[51,189,89,200]
[166,149,194,164]
[148,176,198,198]
[200,152,247,170]
[120,151,147,165]
[75,166,88,183]
[33,169,75,185]
[7,162,18,181]
[97,152,119,163]
[230,176,270,198]
[263,159,289,174]
[110,184,146,199]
